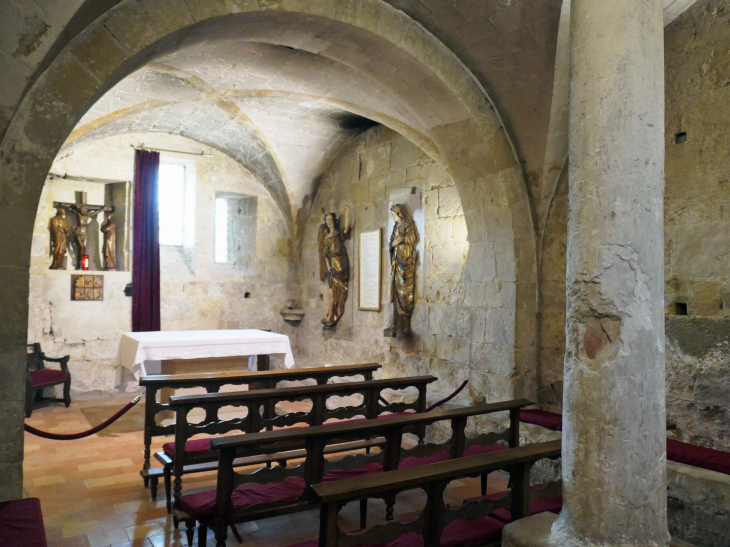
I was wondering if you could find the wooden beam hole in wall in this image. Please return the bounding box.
[675,302,688,315]
[675,132,687,144]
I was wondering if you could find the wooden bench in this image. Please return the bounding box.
[307,440,562,547]
[0,497,48,546]
[163,376,436,512]
[139,363,381,494]
[175,399,532,547]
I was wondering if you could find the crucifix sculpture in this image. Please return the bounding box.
[53,192,113,270]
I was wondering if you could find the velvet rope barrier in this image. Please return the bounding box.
[426,379,468,412]
[24,395,142,440]
[377,379,469,412]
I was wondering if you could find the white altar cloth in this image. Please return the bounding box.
[115,329,295,378]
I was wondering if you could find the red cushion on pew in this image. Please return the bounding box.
[29,369,67,387]
[464,491,562,524]
[286,532,424,547]
[0,497,48,547]
[381,532,424,547]
[399,451,451,470]
[173,477,305,522]
[463,443,509,457]
[285,516,504,547]
[440,515,506,547]
[323,463,384,482]
[667,438,730,475]
[378,412,416,418]
[162,438,212,458]
[519,410,562,431]
[341,412,416,424]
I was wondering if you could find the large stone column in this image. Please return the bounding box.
[504,0,670,546]
[555,0,669,545]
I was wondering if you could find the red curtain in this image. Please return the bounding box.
[132,149,161,332]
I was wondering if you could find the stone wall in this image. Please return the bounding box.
[295,126,518,404]
[28,133,296,392]
[664,0,730,451]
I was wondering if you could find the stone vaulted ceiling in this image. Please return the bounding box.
[53,0,698,238]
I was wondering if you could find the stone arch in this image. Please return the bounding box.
[61,98,297,238]
[0,0,538,498]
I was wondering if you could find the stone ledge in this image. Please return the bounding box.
[502,512,557,547]
[668,460,730,547]
[503,513,697,547]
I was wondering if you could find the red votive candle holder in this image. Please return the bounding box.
[81,255,89,271]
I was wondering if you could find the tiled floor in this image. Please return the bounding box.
[23,393,504,547]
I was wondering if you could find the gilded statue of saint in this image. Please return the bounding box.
[384,204,418,338]
[318,206,351,330]
[101,212,117,271]
[49,207,70,269]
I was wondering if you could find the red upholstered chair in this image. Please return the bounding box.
[25,343,71,418]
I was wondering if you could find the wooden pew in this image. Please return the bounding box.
[310,440,562,547]
[165,376,436,512]
[138,363,381,495]
[174,399,532,547]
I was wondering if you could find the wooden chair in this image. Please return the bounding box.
[25,343,71,418]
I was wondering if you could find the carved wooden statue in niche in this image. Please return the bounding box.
[101,211,117,271]
[54,195,112,269]
[318,206,351,330]
[49,207,70,269]
[384,204,418,338]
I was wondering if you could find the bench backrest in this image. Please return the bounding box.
[211,400,532,523]
[169,376,437,476]
[140,363,381,443]
[311,440,562,547]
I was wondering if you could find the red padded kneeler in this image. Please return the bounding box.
[519,410,563,431]
[667,438,730,475]
[162,438,212,458]
[399,451,451,470]
[174,477,306,522]
[322,463,384,482]
[463,443,509,457]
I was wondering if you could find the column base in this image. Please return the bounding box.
[502,513,558,547]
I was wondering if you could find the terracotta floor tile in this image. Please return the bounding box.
[85,476,119,488]
[111,540,154,547]
[146,533,185,547]
[49,536,92,547]
[88,527,131,547]
[44,525,64,543]
[99,512,143,533]
[125,521,167,540]
[62,519,102,539]
[79,458,136,472]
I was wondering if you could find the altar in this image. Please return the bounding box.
[115,329,295,380]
